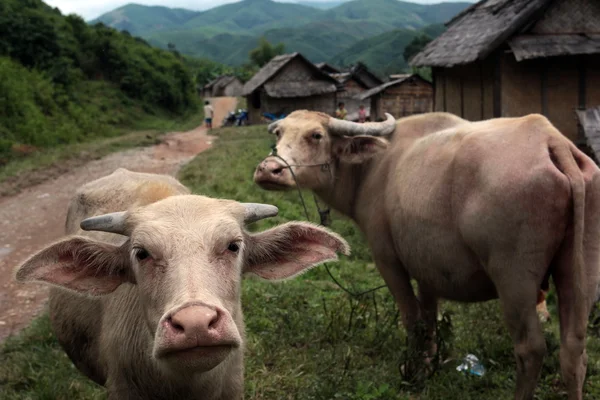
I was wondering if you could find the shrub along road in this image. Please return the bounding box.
[0,97,236,341]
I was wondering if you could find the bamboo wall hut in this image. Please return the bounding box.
[411,0,600,143]
[329,63,383,121]
[201,75,243,98]
[315,62,341,74]
[349,62,384,90]
[577,106,600,161]
[358,75,433,120]
[242,53,340,124]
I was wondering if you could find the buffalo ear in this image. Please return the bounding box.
[15,237,131,296]
[332,135,389,164]
[243,222,350,281]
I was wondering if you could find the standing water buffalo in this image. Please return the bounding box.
[254,111,600,400]
[15,168,349,400]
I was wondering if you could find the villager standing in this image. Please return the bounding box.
[358,104,367,123]
[335,102,347,120]
[204,100,214,129]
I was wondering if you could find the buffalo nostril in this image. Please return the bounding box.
[208,312,219,329]
[168,316,184,333]
[271,167,283,176]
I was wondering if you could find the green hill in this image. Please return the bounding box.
[0,0,197,163]
[179,0,325,36]
[159,18,391,65]
[94,0,471,67]
[91,4,198,36]
[326,0,425,29]
[330,24,446,76]
[263,20,390,63]
[297,1,348,9]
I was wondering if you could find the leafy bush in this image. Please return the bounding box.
[0,0,198,164]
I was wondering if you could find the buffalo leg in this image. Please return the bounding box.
[372,255,430,377]
[553,172,600,400]
[373,256,420,331]
[418,285,438,360]
[495,274,546,400]
[553,236,599,399]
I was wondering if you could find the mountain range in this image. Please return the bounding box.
[92,0,472,75]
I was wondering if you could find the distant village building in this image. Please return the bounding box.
[358,75,433,121]
[411,0,600,143]
[242,53,340,124]
[202,75,243,98]
[329,62,383,121]
[315,62,341,75]
[388,74,410,81]
[577,106,600,161]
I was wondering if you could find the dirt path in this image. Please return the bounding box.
[0,97,237,341]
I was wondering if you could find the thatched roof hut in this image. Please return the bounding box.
[202,75,243,98]
[315,62,341,74]
[242,53,341,123]
[577,106,600,161]
[358,75,433,120]
[327,63,383,121]
[411,0,600,142]
[346,62,383,89]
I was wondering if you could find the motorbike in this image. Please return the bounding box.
[262,112,286,122]
[222,109,249,127]
[222,111,237,127]
[235,109,249,126]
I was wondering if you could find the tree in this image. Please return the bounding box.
[403,34,432,63]
[249,37,285,68]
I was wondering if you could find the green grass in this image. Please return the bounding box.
[2,125,600,399]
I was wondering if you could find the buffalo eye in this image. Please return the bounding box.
[227,242,240,253]
[135,248,151,261]
[312,132,323,140]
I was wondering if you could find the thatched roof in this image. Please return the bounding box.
[330,72,351,83]
[242,53,338,97]
[357,75,431,101]
[509,34,600,61]
[411,0,552,67]
[577,106,600,162]
[203,75,239,90]
[264,81,337,98]
[389,74,410,81]
[315,62,340,74]
[203,77,220,89]
[349,62,383,89]
[328,64,383,90]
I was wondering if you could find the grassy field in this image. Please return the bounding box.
[2,125,600,399]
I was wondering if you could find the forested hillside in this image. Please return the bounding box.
[0,0,198,163]
[331,24,446,74]
[94,0,471,70]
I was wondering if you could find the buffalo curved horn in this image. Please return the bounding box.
[267,120,280,133]
[328,113,396,137]
[80,212,128,235]
[242,203,279,224]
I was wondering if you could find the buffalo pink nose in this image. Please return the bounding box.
[166,305,220,337]
[257,159,285,178]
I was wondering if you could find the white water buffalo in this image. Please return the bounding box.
[15,168,349,400]
[254,111,600,400]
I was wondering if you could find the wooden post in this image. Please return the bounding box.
[493,52,502,118]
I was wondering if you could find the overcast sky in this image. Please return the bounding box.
[43,0,472,20]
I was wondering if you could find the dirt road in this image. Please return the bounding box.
[0,97,237,341]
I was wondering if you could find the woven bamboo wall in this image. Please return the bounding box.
[374,80,432,119]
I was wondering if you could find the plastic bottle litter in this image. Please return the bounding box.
[456,354,486,377]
